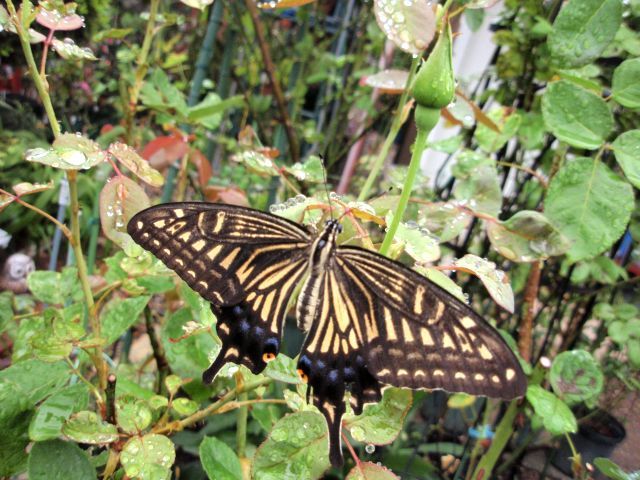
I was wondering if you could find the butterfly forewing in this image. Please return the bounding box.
[127,202,311,381]
[336,247,527,399]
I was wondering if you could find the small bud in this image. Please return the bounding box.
[411,20,455,109]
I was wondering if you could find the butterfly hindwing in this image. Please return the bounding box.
[128,202,311,382]
[336,247,527,399]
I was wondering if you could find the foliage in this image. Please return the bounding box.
[0,0,638,478]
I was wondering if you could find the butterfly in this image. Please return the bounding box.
[127,202,526,467]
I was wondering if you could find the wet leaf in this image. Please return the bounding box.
[199,436,242,480]
[62,411,119,444]
[26,267,82,304]
[172,398,199,416]
[264,354,302,384]
[364,69,409,94]
[526,385,577,436]
[611,130,640,189]
[548,0,622,68]
[101,295,151,344]
[36,8,84,30]
[109,142,164,187]
[269,195,323,225]
[474,106,521,153]
[285,155,324,183]
[25,133,106,170]
[28,440,95,480]
[374,0,436,55]
[542,81,613,150]
[231,150,275,176]
[51,38,96,60]
[252,411,330,480]
[12,181,54,196]
[346,462,400,480]
[120,434,175,480]
[545,157,633,262]
[99,175,150,249]
[612,58,640,109]
[116,395,153,434]
[517,112,546,150]
[344,388,412,445]
[387,213,441,263]
[418,202,472,243]
[550,350,603,408]
[164,375,183,396]
[454,254,514,313]
[452,151,502,217]
[487,211,570,262]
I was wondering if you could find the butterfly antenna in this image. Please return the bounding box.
[320,154,334,219]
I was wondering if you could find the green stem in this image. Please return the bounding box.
[357,55,421,202]
[236,391,248,459]
[125,0,160,143]
[470,400,519,479]
[379,127,430,256]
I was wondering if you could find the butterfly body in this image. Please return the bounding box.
[128,202,526,467]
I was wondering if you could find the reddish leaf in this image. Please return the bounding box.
[189,149,212,189]
[99,176,150,249]
[141,134,189,171]
[203,185,249,207]
[36,9,84,31]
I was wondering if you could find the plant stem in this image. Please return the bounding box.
[153,377,272,435]
[358,55,421,202]
[379,127,429,256]
[125,0,160,143]
[0,190,72,239]
[244,0,299,164]
[519,260,542,362]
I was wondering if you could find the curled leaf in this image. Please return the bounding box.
[454,254,514,313]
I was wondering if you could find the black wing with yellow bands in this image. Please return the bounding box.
[127,202,310,381]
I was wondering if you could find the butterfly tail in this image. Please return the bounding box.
[317,400,346,468]
[202,353,227,384]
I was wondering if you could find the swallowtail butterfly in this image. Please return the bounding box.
[128,202,526,466]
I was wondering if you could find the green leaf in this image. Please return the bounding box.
[550,350,603,408]
[101,295,151,344]
[252,411,330,480]
[593,457,632,480]
[418,202,472,243]
[187,94,244,128]
[51,38,96,60]
[264,354,302,384]
[454,254,514,313]
[109,142,164,187]
[26,267,82,304]
[545,157,634,262]
[199,436,242,480]
[414,266,466,302]
[0,410,32,477]
[452,151,502,217]
[548,0,622,68]
[171,397,199,416]
[628,339,640,369]
[346,462,400,480]
[162,307,219,379]
[344,388,412,445]
[487,211,570,262]
[0,360,69,422]
[517,111,546,150]
[0,292,12,333]
[542,80,613,149]
[285,155,324,183]
[447,393,476,409]
[612,130,640,189]
[62,411,119,444]
[120,434,176,480]
[28,440,96,480]
[116,395,153,434]
[526,385,577,436]
[612,58,640,109]
[29,384,88,441]
[135,275,175,294]
[474,106,521,153]
[25,133,105,170]
[386,212,441,263]
[165,375,183,395]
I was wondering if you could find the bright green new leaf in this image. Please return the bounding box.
[62,411,119,444]
[526,385,577,436]
[116,395,153,434]
[612,130,640,189]
[264,354,302,384]
[29,384,88,441]
[593,457,638,480]
[27,440,96,480]
[26,267,82,304]
[252,411,330,480]
[199,436,242,480]
[542,81,613,149]
[344,388,412,445]
[0,292,11,333]
[545,157,634,262]
[550,350,603,408]
[165,375,183,396]
[285,155,324,183]
[171,398,199,417]
[548,0,622,68]
[612,58,640,109]
[101,295,151,344]
[346,462,400,480]
[120,434,175,480]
